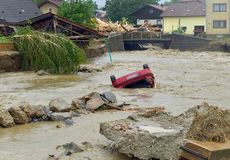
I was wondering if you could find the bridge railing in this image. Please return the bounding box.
[123,32,162,40]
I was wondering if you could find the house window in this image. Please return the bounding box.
[149,9,154,14]
[213,20,227,28]
[181,26,187,32]
[49,8,52,12]
[157,19,161,25]
[213,3,227,12]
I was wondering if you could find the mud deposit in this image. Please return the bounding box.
[0,49,230,160]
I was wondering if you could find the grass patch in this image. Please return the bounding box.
[13,31,85,74]
[0,36,12,43]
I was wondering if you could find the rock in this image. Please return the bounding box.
[20,103,48,121]
[75,109,91,115]
[82,141,93,150]
[79,92,101,103]
[8,106,30,124]
[19,102,36,118]
[86,92,101,100]
[49,112,72,121]
[101,92,117,103]
[100,104,230,160]
[56,124,62,128]
[0,109,15,127]
[36,70,49,76]
[42,105,51,116]
[57,142,84,156]
[64,119,75,126]
[101,120,184,160]
[49,98,73,112]
[86,98,105,112]
[32,105,48,120]
[71,98,86,109]
[79,65,102,73]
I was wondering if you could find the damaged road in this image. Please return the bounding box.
[100,103,230,160]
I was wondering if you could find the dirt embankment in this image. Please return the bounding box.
[0,51,21,72]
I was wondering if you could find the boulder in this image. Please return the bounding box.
[85,92,101,100]
[64,119,75,126]
[86,98,105,112]
[49,98,73,112]
[33,105,48,118]
[79,64,103,73]
[8,106,30,124]
[100,119,184,160]
[58,142,84,156]
[19,102,36,118]
[0,109,15,127]
[35,70,49,76]
[49,112,72,121]
[71,98,86,109]
[101,92,117,103]
[19,102,48,120]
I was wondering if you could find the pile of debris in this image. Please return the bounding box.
[0,92,124,128]
[95,18,134,34]
[131,23,162,33]
[100,103,230,160]
[95,18,162,35]
[184,103,230,143]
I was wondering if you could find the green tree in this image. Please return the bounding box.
[164,0,179,5]
[58,0,97,28]
[105,0,160,22]
[32,0,43,4]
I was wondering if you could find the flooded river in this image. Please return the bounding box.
[0,49,230,160]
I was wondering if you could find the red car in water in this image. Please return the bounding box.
[110,64,156,88]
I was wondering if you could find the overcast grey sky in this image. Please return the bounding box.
[94,0,169,8]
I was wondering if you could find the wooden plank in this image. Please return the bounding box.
[181,140,230,160]
[53,17,57,33]
[55,15,104,37]
[56,24,83,36]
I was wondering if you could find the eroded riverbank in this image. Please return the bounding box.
[0,49,230,160]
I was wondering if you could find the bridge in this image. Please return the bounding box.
[123,32,172,50]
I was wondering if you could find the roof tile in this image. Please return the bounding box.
[0,0,42,23]
[161,0,206,17]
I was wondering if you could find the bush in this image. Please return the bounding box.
[15,26,33,35]
[172,28,185,34]
[13,31,85,74]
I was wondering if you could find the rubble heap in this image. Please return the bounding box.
[95,18,133,34]
[184,103,230,143]
[100,103,230,160]
[0,92,124,128]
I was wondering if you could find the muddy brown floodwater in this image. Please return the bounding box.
[0,49,230,160]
